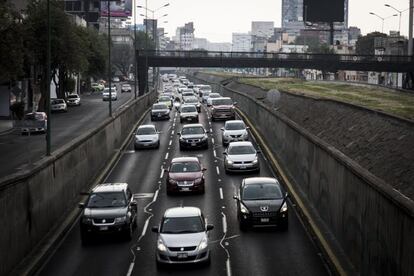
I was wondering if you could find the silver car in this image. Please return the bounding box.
[134,125,160,150]
[66,94,81,106]
[224,141,260,173]
[179,104,199,123]
[221,120,249,146]
[206,93,221,106]
[102,87,117,101]
[152,207,214,266]
[51,98,68,112]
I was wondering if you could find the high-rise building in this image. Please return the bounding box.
[232,33,252,52]
[251,21,275,38]
[63,0,101,29]
[176,22,195,50]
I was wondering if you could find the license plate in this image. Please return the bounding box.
[177,253,188,259]
[100,226,109,231]
[240,166,246,169]
[260,218,269,223]
[157,114,161,117]
[181,187,190,192]
[187,118,192,121]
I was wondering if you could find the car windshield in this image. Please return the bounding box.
[242,183,283,200]
[181,106,197,113]
[228,145,255,155]
[209,94,220,98]
[161,216,204,234]
[183,93,193,97]
[185,98,198,103]
[200,86,211,91]
[67,95,79,99]
[212,99,232,106]
[137,127,156,135]
[226,122,245,130]
[51,99,64,104]
[159,96,170,101]
[86,192,127,208]
[24,113,44,121]
[182,127,204,135]
[170,161,201,172]
[153,104,167,110]
[122,84,130,87]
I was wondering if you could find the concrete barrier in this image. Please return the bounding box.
[190,72,414,276]
[0,92,156,276]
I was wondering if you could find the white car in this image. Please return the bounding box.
[66,94,81,106]
[102,87,117,101]
[179,104,199,123]
[51,98,68,112]
[221,120,249,146]
[223,141,260,173]
[206,93,221,106]
[121,84,132,93]
[134,124,160,149]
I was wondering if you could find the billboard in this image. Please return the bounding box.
[101,0,132,18]
[303,0,344,23]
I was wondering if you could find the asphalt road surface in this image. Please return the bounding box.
[0,85,135,178]
[37,101,329,276]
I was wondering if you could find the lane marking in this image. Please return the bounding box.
[160,167,164,179]
[216,166,220,175]
[126,263,134,276]
[219,188,224,200]
[141,219,149,237]
[222,212,227,233]
[171,130,175,135]
[226,259,232,276]
[165,152,169,160]
[210,128,213,133]
[213,150,217,158]
[169,140,172,146]
[212,138,215,144]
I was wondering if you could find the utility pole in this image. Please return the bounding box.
[409,0,413,56]
[46,0,51,156]
[108,0,112,117]
[133,0,137,99]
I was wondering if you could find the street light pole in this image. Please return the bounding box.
[384,4,403,34]
[46,0,51,156]
[409,0,413,56]
[107,0,112,117]
[133,0,137,99]
[369,12,398,33]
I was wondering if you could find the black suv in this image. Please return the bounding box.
[233,177,288,231]
[79,183,138,244]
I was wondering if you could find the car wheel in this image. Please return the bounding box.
[156,141,160,149]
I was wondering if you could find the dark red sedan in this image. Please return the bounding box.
[165,157,206,195]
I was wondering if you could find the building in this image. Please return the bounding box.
[175,22,195,50]
[348,26,361,45]
[144,19,158,40]
[63,0,101,29]
[208,42,232,52]
[232,33,252,52]
[251,21,275,38]
[193,38,209,50]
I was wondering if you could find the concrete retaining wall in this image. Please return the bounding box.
[0,92,156,276]
[190,72,414,276]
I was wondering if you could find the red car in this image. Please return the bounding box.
[165,157,206,194]
[210,97,236,121]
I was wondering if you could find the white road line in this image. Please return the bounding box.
[152,189,159,202]
[222,212,227,233]
[216,166,220,175]
[171,130,175,135]
[160,167,164,179]
[126,263,134,276]
[165,152,169,160]
[213,150,217,157]
[226,259,232,276]
[210,128,213,133]
[167,126,171,131]
[169,140,172,146]
[219,188,224,200]
[141,219,149,237]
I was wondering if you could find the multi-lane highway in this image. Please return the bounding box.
[0,86,135,177]
[37,95,329,276]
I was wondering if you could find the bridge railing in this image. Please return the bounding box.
[137,50,414,63]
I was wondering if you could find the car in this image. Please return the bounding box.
[152,207,213,265]
[210,97,236,121]
[158,95,173,109]
[206,93,221,106]
[102,87,117,101]
[51,98,68,112]
[178,124,209,150]
[79,183,138,244]
[91,82,104,92]
[121,84,132,93]
[223,141,260,173]
[66,94,81,106]
[193,84,203,95]
[221,120,249,146]
[21,112,47,134]
[134,124,160,150]
[199,85,212,98]
[112,76,120,82]
[179,104,199,123]
[182,96,201,113]
[151,103,170,121]
[201,91,211,103]
[233,177,288,231]
[165,157,206,194]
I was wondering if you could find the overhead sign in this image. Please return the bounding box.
[303,0,345,23]
[101,0,132,18]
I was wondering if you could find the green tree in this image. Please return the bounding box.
[0,2,25,82]
[112,44,133,77]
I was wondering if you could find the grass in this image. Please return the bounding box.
[238,78,414,120]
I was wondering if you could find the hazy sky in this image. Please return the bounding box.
[133,0,412,42]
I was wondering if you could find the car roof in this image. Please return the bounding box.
[182,123,204,128]
[92,183,128,193]
[164,207,202,218]
[228,141,253,147]
[171,156,199,163]
[181,104,197,108]
[153,103,168,107]
[225,120,244,125]
[243,177,279,185]
[138,124,156,129]
[213,97,231,100]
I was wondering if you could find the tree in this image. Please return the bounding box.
[112,44,133,77]
[356,32,387,55]
[135,31,155,50]
[0,2,25,82]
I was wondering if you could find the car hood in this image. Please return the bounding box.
[181,134,205,139]
[84,207,127,218]
[160,232,206,248]
[227,153,257,162]
[136,134,158,141]
[212,105,233,109]
[169,171,202,181]
[152,109,169,113]
[242,199,284,213]
[181,112,198,117]
[223,130,247,136]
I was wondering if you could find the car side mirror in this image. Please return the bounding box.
[285,192,289,199]
[157,131,162,134]
[256,150,262,154]
[78,203,85,209]
[205,130,210,134]
[206,224,214,231]
[151,226,159,233]
[233,102,238,105]
[220,128,224,131]
[223,152,227,155]
[246,127,250,130]
[233,195,239,201]
[202,168,207,172]
[131,201,137,207]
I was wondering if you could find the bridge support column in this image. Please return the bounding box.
[137,64,148,96]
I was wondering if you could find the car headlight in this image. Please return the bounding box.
[202,135,208,141]
[169,178,177,184]
[82,217,93,224]
[157,239,167,252]
[252,157,258,164]
[242,131,248,138]
[226,159,233,165]
[240,202,249,214]
[115,216,127,223]
[194,177,203,184]
[198,236,208,250]
[281,202,288,213]
[164,110,170,114]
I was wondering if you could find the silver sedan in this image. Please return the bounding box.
[224,141,260,173]
[134,125,160,150]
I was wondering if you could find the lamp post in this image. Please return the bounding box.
[133,0,137,99]
[384,4,403,34]
[46,0,51,155]
[369,12,398,33]
[107,0,112,117]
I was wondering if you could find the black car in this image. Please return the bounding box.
[178,124,209,150]
[233,177,288,231]
[151,103,170,121]
[79,183,138,244]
